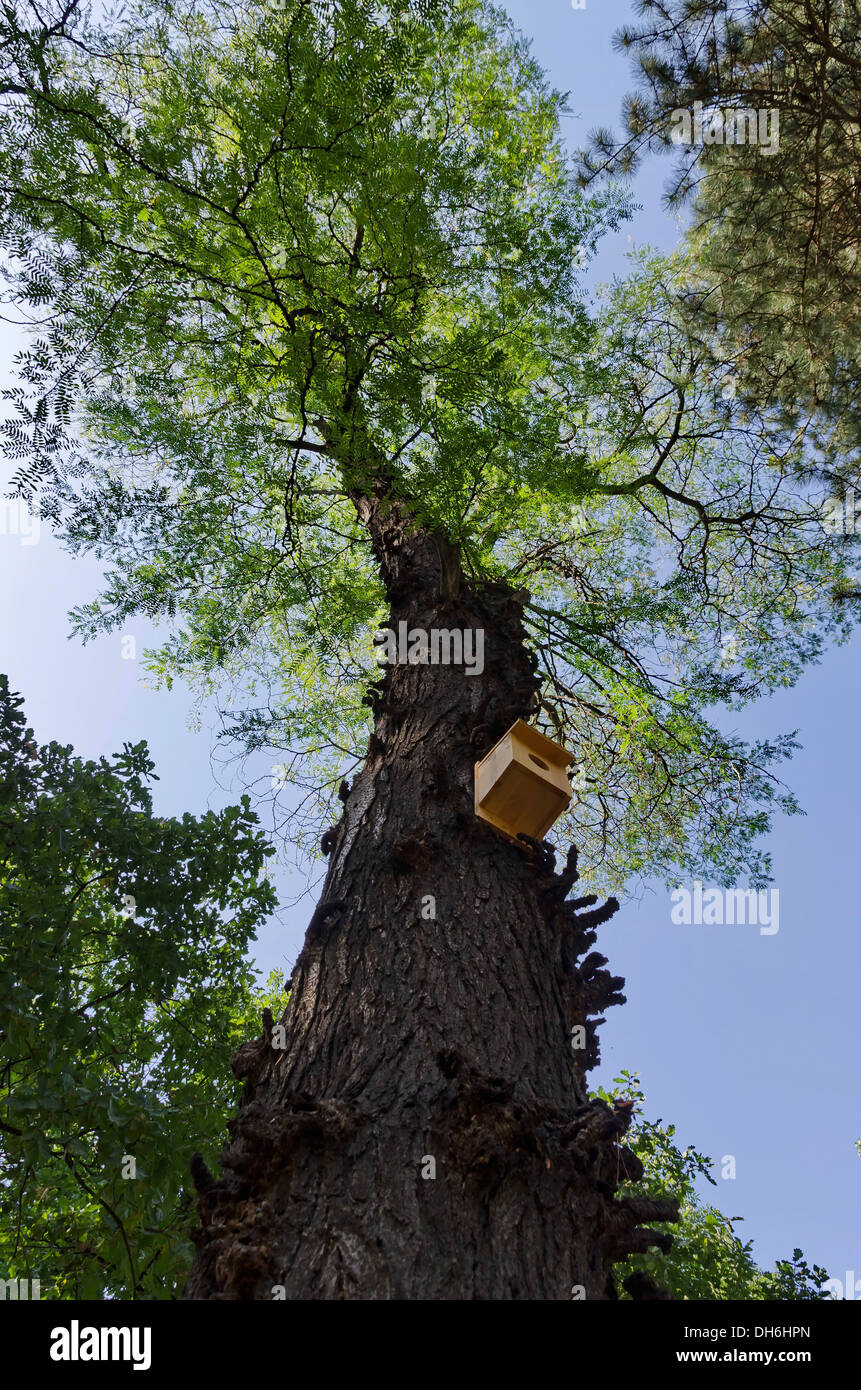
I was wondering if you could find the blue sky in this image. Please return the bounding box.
[1,0,858,1290]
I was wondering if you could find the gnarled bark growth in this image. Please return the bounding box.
[184,485,677,1300]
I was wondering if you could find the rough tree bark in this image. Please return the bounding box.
[183,482,678,1300]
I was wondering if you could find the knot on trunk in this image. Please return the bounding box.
[230,1032,273,1088]
[190,1151,216,1194]
[306,897,348,943]
[515,832,558,877]
[390,835,435,874]
[221,1093,357,1179]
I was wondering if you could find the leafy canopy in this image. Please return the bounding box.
[579,0,861,451]
[0,0,858,888]
[0,674,278,1299]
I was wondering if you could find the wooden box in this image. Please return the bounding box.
[474,719,573,840]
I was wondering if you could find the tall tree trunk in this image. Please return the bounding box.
[184,491,677,1300]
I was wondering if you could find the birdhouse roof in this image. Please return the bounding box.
[507,719,573,767]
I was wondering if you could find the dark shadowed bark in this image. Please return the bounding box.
[183,484,677,1300]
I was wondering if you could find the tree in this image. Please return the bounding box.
[0,694,814,1305]
[0,0,856,1298]
[0,679,818,1302]
[578,0,861,455]
[0,674,277,1298]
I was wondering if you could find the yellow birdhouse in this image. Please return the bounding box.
[474,719,573,841]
